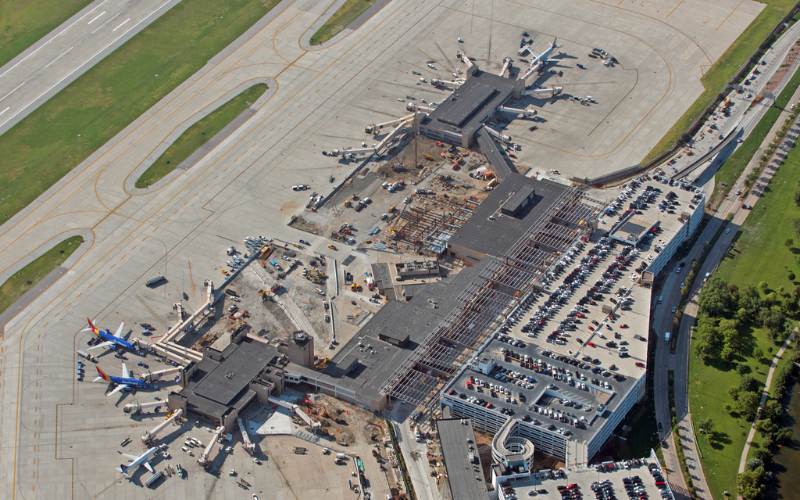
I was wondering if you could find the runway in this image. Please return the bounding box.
[0,0,179,135]
[0,0,765,497]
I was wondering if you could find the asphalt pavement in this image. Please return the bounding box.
[0,0,179,135]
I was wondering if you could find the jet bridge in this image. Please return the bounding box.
[198,426,225,468]
[141,409,183,444]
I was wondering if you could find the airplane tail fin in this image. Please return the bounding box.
[96,366,110,382]
[117,464,128,475]
[85,318,99,335]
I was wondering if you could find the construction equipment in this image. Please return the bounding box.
[351,283,363,292]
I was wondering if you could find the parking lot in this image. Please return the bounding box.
[496,456,672,499]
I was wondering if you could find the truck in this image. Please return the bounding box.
[664,331,671,343]
[144,470,164,488]
[145,275,167,288]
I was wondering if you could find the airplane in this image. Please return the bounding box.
[83,318,137,354]
[117,445,164,478]
[94,363,151,397]
[529,38,558,72]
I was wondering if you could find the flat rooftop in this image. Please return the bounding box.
[436,418,488,500]
[449,174,568,258]
[322,259,493,405]
[178,337,279,419]
[445,339,637,443]
[424,69,516,138]
[495,456,672,500]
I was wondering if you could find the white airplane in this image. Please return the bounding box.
[529,38,558,70]
[117,445,163,478]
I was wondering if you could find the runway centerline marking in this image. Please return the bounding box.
[90,12,120,35]
[0,81,25,102]
[112,18,131,32]
[43,47,74,70]
[87,11,107,25]
[0,106,9,117]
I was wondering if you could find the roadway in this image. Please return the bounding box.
[651,38,800,500]
[0,0,179,135]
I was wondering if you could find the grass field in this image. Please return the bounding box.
[309,0,376,46]
[710,64,800,207]
[689,327,773,498]
[136,83,268,188]
[0,0,91,68]
[0,236,83,314]
[0,0,280,226]
[642,0,797,165]
[688,126,800,498]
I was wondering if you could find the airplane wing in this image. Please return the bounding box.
[115,322,128,339]
[86,341,114,352]
[122,362,130,379]
[122,453,138,461]
[143,461,154,474]
[108,383,127,397]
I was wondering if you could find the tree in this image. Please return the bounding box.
[699,278,738,317]
[736,391,761,421]
[738,466,766,500]
[695,317,724,363]
[737,286,762,324]
[720,318,744,363]
[698,418,713,435]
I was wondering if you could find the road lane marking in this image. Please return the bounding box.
[0,106,9,117]
[87,10,107,25]
[0,81,25,102]
[42,47,74,70]
[0,0,107,80]
[112,18,130,32]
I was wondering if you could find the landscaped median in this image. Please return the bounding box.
[309,0,377,46]
[135,83,268,189]
[0,0,280,226]
[642,1,798,165]
[688,138,800,499]
[0,235,83,314]
[0,0,91,67]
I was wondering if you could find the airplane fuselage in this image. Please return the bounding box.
[98,330,136,352]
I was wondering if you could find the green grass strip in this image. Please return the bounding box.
[642,1,798,165]
[689,116,800,498]
[0,235,83,314]
[0,0,91,68]
[710,63,800,207]
[136,83,268,188]
[310,0,377,46]
[0,0,280,226]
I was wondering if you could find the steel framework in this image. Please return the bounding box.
[381,187,602,405]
